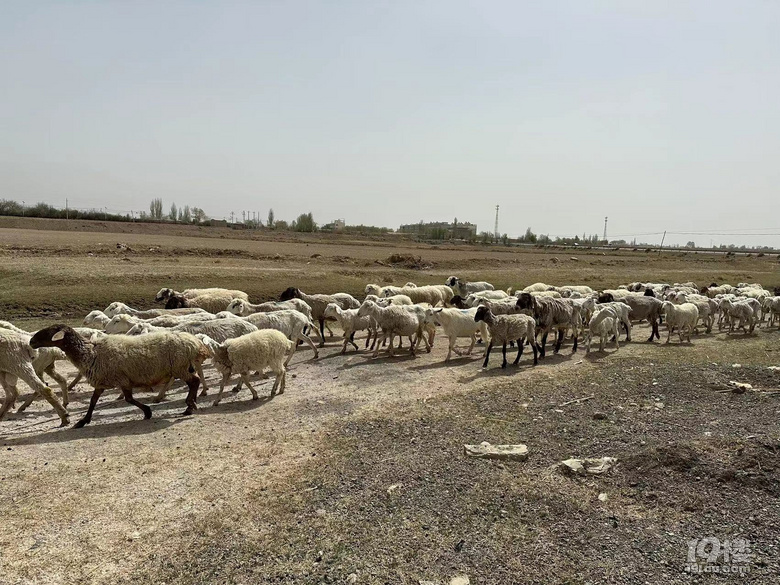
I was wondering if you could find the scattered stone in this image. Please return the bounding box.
[560,457,617,475]
[598,492,608,502]
[593,412,607,420]
[347,574,358,584]
[570,256,579,261]
[732,363,742,369]
[386,483,402,495]
[464,442,529,461]
[450,577,470,585]
[310,253,322,258]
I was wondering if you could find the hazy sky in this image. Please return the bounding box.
[2,1,779,247]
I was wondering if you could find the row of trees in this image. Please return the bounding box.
[146,198,207,223]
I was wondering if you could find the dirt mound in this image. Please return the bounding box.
[384,253,432,270]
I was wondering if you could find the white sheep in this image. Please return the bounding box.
[29,325,209,427]
[226,298,313,320]
[0,329,70,426]
[387,285,453,307]
[323,303,378,354]
[719,299,757,334]
[423,307,489,361]
[364,294,413,306]
[155,287,249,303]
[763,296,780,327]
[521,282,552,293]
[104,302,207,319]
[242,310,319,363]
[357,301,420,357]
[446,277,495,297]
[105,312,218,334]
[464,290,509,306]
[660,301,699,343]
[197,331,292,406]
[279,288,360,346]
[585,307,620,354]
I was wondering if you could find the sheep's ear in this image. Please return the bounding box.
[52,330,66,342]
[435,308,443,313]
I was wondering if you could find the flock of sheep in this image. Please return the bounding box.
[1,277,779,429]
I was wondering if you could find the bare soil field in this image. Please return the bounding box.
[1,219,779,584]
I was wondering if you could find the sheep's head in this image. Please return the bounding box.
[279,287,300,301]
[155,288,175,302]
[597,293,614,304]
[104,302,129,317]
[165,294,187,309]
[105,314,136,334]
[423,308,442,326]
[83,310,109,328]
[357,300,375,318]
[450,295,468,309]
[404,282,417,288]
[474,306,492,323]
[227,298,247,316]
[323,303,340,319]
[515,292,534,311]
[446,276,459,287]
[195,333,220,356]
[126,323,147,336]
[30,324,75,349]
[365,284,381,296]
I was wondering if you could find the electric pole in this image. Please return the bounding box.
[603,216,608,242]
[494,205,499,241]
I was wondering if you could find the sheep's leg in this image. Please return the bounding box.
[318,319,326,347]
[482,341,493,368]
[66,373,83,394]
[196,364,209,395]
[408,336,416,356]
[539,331,548,358]
[152,378,176,403]
[571,327,578,352]
[665,325,672,343]
[43,365,69,406]
[500,342,509,368]
[530,340,538,365]
[284,335,299,366]
[326,323,335,338]
[268,364,286,395]
[0,373,19,421]
[296,332,319,361]
[121,386,152,420]
[513,338,524,365]
[554,329,564,354]
[239,373,259,400]
[445,336,455,362]
[213,372,232,406]
[464,333,476,356]
[647,320,657,343]
[345,331,358,352]
[182,375,200,416]
[614,323,620,349]
[18,366,69,426]
[74,388,105,428]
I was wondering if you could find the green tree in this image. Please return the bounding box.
[267,208,275,229]
[169,202,178,221]
[275,219,289,230]
[293,212,316,232]
[150,198,163,220]
[182,205,192,223]
[192,207,206,222]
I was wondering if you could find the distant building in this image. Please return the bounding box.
[321,218,346,232]
[207,219,228,228]
[399,219,477,240]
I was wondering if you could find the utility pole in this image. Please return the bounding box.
[104,207,107,220]
[66,199,69,220]
[603,216,608,241]
[22,201,25,217]
[230,211,235,224]
[659,230,667,255]
[494,205,499,241]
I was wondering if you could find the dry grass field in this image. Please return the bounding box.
[1,218,779,584]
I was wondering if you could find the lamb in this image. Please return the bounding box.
[702,284,734,298]
[242,310,319,363]
[398,304,436,352]
[660,302,699,343]
[585,307,620,354]
[474,297,521,316]
[154,287,249,303]
[474,306,537,368]
[279,287,360,346]
[424,307,489,362]
[620,295,664,342]
[165,292,242,314]
[29,325,208,427]
[357,301,420,357]
[670,293,716,333]
[515,293,580,357]
[104,302,207,319]
[598,289,635,301]
[323,303,378,354]
[365,284,406,297]
[386,285,453,307]
[226,298,313,320]
[594,301,633,341]
[0,329,70,425]
[197,331,292,406]
[558,285,594,296]
[446,277,495,297]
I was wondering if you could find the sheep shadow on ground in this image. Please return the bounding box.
[456,362,538,383]
[338,353,418,369]
[407,355,483,371]
[0,415,183,446]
